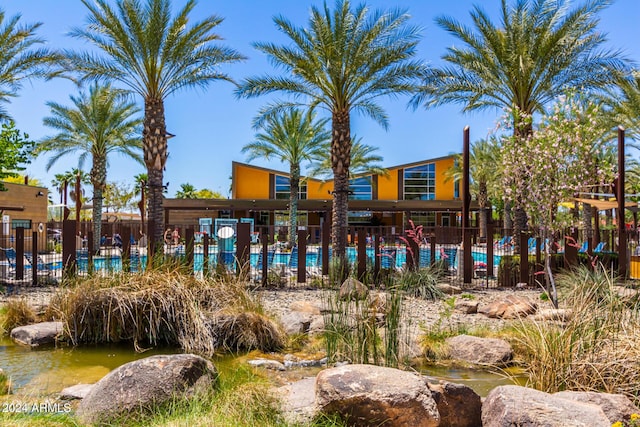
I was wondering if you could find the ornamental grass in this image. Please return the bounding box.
[512,265,640,404]
[46,263,285,356]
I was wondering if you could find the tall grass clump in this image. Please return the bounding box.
[395,267,444,300]
[322,287,403,368]
[48,264,284,356]
[513,265,640,404]
[1,298,37,334]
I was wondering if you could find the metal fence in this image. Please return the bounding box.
[0,220,630,288]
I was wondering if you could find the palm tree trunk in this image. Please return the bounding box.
[289,165,300,248]
[91,158,106,253]
[143,98,169,247]
[331,109,352,259]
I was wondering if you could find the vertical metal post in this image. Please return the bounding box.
[519,232,529,284]
[203,232,209,277]
[185,227,195,274]
[236,222,251,275]
[261,232,268,286]
[122,225,131,273]
[297,228,307,284]
[357,228,366,280]
[62,219,77,276]
[618,126,627,278]
[462,126,472,283]
[15,227,24,280]
[31,231,38,287]
[322,221,330,276]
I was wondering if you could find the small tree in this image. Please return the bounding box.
[501,95,615,307]
[0,121,34,191]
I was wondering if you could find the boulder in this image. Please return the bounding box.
[554,390,640,425]
[76,354,217,424]
[290,300,322,315]
[478,295,537,319]
[10,321,63,347]
[316,364,439,426]
[454,299,478,314]
[276,377,318,424]
[445,334,513,365]
[339,277,368,301]
[426,379,482,427]
[60,384,94,400]
[280,311,314,335]
[436,283,462,295]
[482,385,610,427]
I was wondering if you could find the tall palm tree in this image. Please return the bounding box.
[412,0,627,244]
[608,71,640,141]
[243,109,330,246]
[0,8,63,121]
[37,83,143,251]
[134,173,148,230]
[175,183,198,199]
[445,137,501,239]
[66,0,245,247]
[308,137,388,180]
[236,0,424,258]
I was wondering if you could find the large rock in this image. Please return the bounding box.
[60,384,94,400]
[280,311,314,335]
[446,334,513,365]
[76,354,217,424]
[339,277,368,301]
[316,364,439,426]
[554,390,640,425]
[276,377,318,425]
[482,385,610,427]
[426,379,482,427]
[290,300,322,315]
[478,295,537,319]
[10,321,63,347]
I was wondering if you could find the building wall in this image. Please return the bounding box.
[0,182,49,238]
[435,157,456,200]
[307,180,333,199]
[233,163,271,199]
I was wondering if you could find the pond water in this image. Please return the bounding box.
[0,336,524,397]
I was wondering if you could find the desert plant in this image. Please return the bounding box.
[512,265,640,404]
[2,298,37,333]
[48,267,283,356]
[395,268,443,300]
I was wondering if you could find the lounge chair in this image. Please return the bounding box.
[593,242,606,253]
[380,247,397,270]
[578,241,589,253]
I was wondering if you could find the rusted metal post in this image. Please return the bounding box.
[31,231,38,286]
[618,126,627,278]
[462,126,472,284]
[322,222,330,276]
[203,232,209,277]
[297,228,307,284]
[237,222,251,276]
[185,227,194,274]
[122,225,131,273]
[519,232,529,285]
[487,222,494,277]
[62,219,76,276]
[357,228,367,280]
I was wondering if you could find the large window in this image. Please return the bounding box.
[404,163,435,200]
[348,211,373,224]
[275,175,307,200]
[407,212,436,227]
[349,176,372,200]
[274,211,308,227]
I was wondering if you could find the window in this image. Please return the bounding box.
[275,175,307,200]
[348,211,373,224]
[453,159,460,199]
[349,176,372,200]
[404,163,435,200]
[407,212,435,227]
[274,211,308,227]
[11,219,32,229]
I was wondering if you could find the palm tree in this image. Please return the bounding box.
[412,0,627,244]
[66,0,245,247]
[608,71,640,140]
[175,183,198,199]
[445,137,501,239]
[243,109,330,246]
[0,8,63,121]
[308,137,388,180]
[38,83,143,251]
[134,173,148,230]
[236,0,424,258]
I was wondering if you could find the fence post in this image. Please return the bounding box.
[31,231,38,286]
[357,228,367,280]
[236,222,251,276]
[15,227,24,281]
[463,228,473,284]
[486,223,494,277]
[565,228,578,268]
[185,227,195,274]
[261,231,268,287]
[62,219,77,277]
[374,231,381,281]
[322,222,330,276]
[122,225,131,273]
[203,232,209,277]
[297,228,307,284]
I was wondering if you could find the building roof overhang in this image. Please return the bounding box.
[163,198,478,212]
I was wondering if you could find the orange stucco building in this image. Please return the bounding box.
[164,155,469,230]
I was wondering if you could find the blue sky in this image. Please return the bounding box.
[4,0,640,198]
